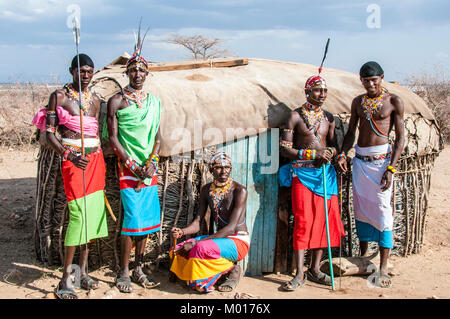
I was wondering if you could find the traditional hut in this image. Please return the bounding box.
[34,55,441,277]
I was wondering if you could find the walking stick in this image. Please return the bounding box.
[339,172,343,290]
[73,18,90,288]
[168,236,178,282]
[322,164,335,291]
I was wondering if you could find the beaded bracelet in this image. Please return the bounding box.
[336,152,347,161]
[151,154,160,163]
[125,157,140,173]
[386,165,396,174]
[46,125,57,133]
[298,149,316,160]
[62,149,71,162]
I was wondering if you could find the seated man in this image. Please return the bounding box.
[170,152,249,293]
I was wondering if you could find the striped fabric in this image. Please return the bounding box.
[62,149,108,246]
[170,232,250,293]
[119,164,161,236]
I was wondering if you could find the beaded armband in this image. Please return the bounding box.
[386,165,396,174]
[125,157,140,173]
[282,129,294,134]
[280,140,293,149]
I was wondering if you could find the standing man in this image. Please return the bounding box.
[279,75,345,291]
[106,36,162,293]
[32,54,108,299]
[170,152,250,293]
[337,61,405,288]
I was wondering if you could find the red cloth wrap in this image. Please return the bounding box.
[291,176,344,250]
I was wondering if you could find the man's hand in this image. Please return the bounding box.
[174,240,197,258]
[143,164,156,179]
[380,170,393,192]
[69,153,90,170]
[171,227,184,239]
[315,148,333,162]
[337,157,348,174]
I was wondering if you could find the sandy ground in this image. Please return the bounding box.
[0,146,449,300]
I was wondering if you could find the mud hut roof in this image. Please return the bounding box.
[91,57,438,157]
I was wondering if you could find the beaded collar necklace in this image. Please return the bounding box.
[361,87,388,119]
[123,85,147,108]
[209,177,233,215]
[64,83,93,115]
[300,102,324,130]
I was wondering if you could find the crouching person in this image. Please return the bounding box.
[170,152,249,293]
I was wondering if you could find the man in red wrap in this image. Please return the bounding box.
[278,74,345,291]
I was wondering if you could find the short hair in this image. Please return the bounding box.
[71,53,94,70]
[359,61,384,77]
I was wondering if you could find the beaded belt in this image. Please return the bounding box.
[291,160,316,168]
[355,152,391,162]
[61,138,101,156]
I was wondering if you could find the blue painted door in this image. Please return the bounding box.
[217,129,279,276]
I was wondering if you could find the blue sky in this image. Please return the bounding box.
[0,0,449,83]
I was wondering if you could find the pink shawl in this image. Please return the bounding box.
[32,106,99,136]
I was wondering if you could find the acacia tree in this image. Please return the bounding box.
[166,34,231,60]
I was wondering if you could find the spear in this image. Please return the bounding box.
[72,17,90,288]
[322,164,335,290]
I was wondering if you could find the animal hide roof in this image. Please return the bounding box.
[91,56,438,157]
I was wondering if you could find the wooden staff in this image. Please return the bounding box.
[168,235,178,282]
[322,164,335,291]
[134,140,160,192]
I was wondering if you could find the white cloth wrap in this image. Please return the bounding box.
[352,143,393,232]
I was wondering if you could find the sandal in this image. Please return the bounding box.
[306,269,332,286]
[218,266,241,292]
[131,270,160,289]
[80,275,99,290]
[281,274,306,291]
[115,276,133,293]
[54,281,78,299]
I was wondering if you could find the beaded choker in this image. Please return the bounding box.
[123,85,147,108]
[300,102,324,130]
[209,178,233,214]
[361,87,388,119]
[64,83,93,115]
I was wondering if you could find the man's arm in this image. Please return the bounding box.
[337,97,360,173]
[280,111,301,160]
[46,91,89,169]
[172,185,209,239]
[380,95,405,191]
[199,187,248,241]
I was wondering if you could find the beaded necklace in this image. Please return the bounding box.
[361,87,388,119]
[64,83,93,115]
[123,85,147,108]
[361,87,390,138]
[209,177,233,217]
[299,102,324,130]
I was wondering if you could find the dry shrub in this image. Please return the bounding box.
[0,83,53,148]
[405,67,450,142]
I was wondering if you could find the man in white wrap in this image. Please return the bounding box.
[337,61,405,288]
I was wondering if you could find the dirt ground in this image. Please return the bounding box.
[0,146,449,300]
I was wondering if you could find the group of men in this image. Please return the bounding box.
[32,40,404,298]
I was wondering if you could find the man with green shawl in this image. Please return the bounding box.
[106,37,162,293]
